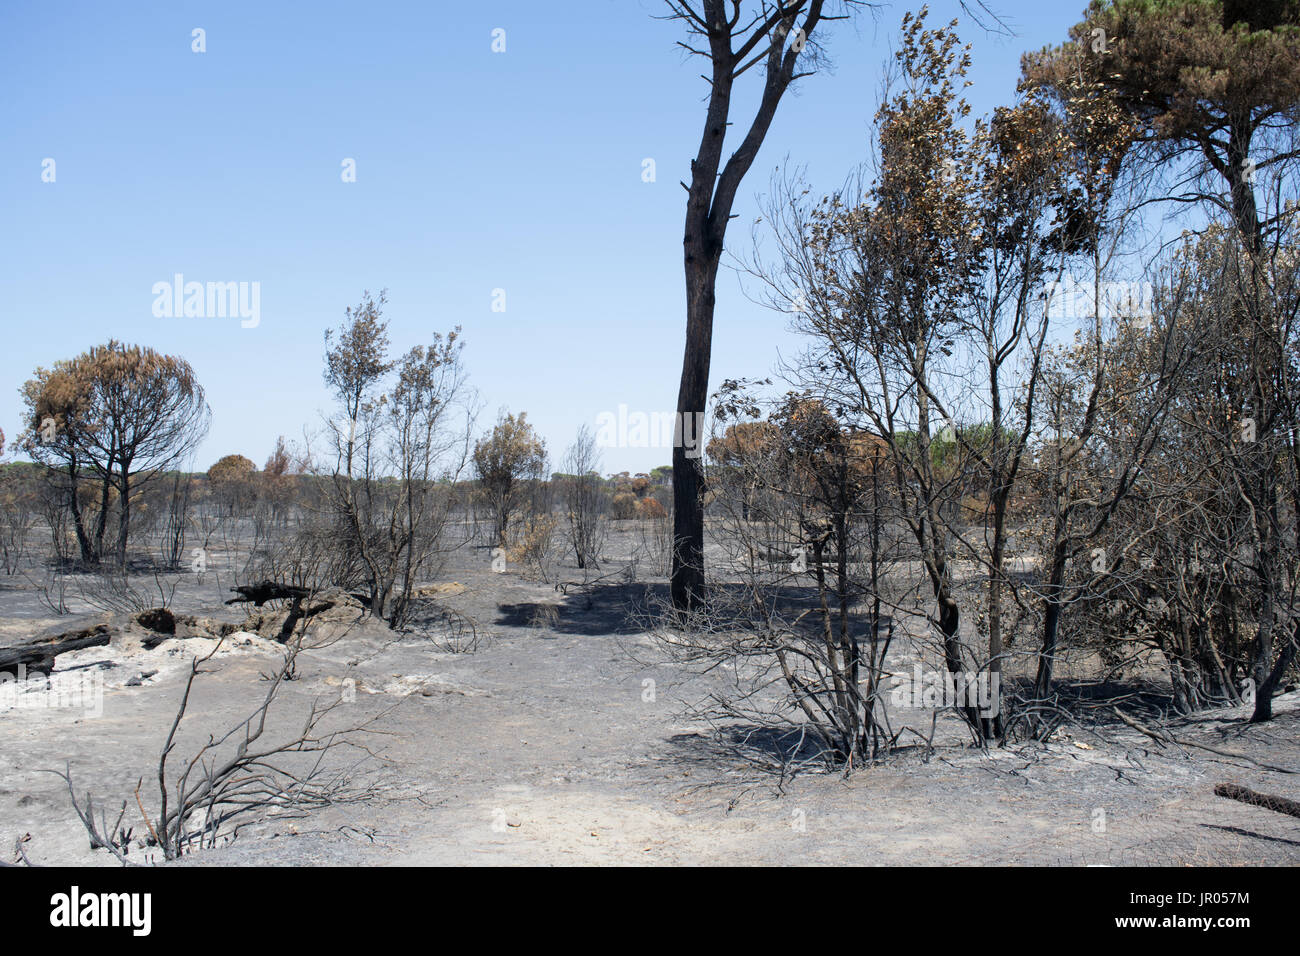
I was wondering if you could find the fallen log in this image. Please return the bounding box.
[226,580,312,607]
[0,622,113,677]
[1213,783,1300,819]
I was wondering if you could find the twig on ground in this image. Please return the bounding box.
[1113,708,1297,774]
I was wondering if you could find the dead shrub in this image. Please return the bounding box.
[506,513,560,580]
[637,497,667,519]
[611,492,638,520]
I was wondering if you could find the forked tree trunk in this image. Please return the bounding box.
[67,462,95,566]
[667,0,835,612]
[671,257,719,611]
[114,473,131,567]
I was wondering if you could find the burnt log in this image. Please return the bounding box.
[226,580,312,607]
[0,619,113,677]
[1214,782,1300,819]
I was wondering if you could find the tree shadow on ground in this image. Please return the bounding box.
[496,579,895,640]
[666,724,839,778]
[495,582,669,636]
[1198,824,1300,847]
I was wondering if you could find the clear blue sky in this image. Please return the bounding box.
[0,0,1083,476]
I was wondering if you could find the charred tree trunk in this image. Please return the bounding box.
[1034,524,1069,701]
[671,256,718,611]
[984,503,1007,741]
[114,472,131,568]
[93,467,112,563]
[66,460,95,566]
[668,0,834,612]
[1214,782,1300,819]
[1224,119,1261,257]
[1252,610,1297,723]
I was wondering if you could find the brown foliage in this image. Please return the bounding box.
[20,341,210,565]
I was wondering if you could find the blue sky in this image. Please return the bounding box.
[0,0,1085,476]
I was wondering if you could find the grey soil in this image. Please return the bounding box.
[3,539,1298,866]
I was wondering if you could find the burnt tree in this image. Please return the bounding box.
[664,0,863,611]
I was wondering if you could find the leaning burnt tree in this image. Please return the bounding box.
[664,0,865,612]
